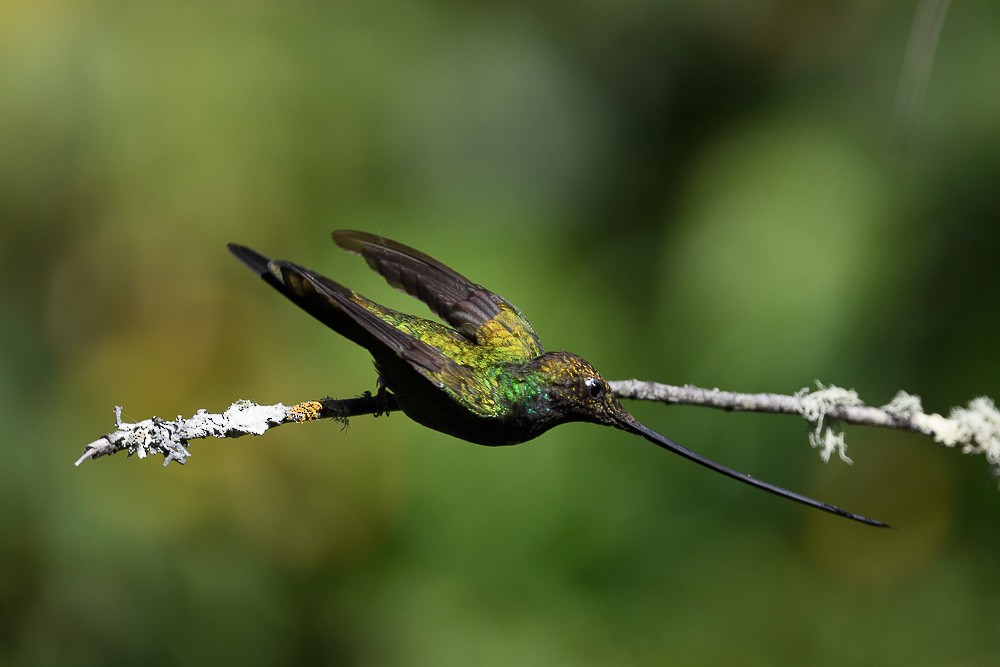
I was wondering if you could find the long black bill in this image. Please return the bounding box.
[616,414,889,527]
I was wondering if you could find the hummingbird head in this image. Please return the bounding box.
[527,351,631,427]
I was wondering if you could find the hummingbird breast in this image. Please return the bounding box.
[374,353,557,446]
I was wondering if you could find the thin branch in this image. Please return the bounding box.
[76,381,1000,474]
[76,393,398,467]
[610,380,1000,467]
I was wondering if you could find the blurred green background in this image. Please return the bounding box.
[3,1,1000,664]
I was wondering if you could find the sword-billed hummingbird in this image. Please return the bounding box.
[228,231,885,527]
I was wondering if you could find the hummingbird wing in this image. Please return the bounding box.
[228,243,500,416]
[332,230,544,362]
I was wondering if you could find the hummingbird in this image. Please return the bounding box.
[228,231,886,527]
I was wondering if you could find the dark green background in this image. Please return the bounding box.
[3,2,999,664]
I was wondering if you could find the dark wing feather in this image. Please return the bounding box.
[227,243,477,391]
[332,230,543,360]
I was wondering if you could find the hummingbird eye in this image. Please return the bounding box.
[584,377,605,400]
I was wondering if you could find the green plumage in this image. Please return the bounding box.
[228,230,887,527]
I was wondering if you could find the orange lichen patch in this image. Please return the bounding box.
[287,400,324,423]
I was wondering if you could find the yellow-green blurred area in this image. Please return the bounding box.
[3,0,1000,663]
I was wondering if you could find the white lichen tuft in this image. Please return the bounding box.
[796,382,861,464]
[222,400,288,436]
[113,413,192,465]
[911,397,1000,465]
[809,427,853,464]
[948,397,1000,464]
[882,390,924,418]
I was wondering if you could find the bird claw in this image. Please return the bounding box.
[372,377,390,418]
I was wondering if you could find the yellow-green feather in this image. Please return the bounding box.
[349,294,543,419]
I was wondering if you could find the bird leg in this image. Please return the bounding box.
[373,376,391,418]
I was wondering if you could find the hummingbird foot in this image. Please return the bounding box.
[372,376,391,418]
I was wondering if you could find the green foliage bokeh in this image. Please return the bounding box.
[2,1,999,664]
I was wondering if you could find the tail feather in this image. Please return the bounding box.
[228,243,371,349]
[228,243,274,279]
